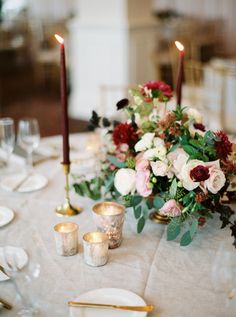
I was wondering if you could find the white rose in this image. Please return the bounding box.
[114,168,136,195]
[144,146,167,161]
[134,133,155,152]
[185,107,202,123]
[205,159,220,169]
[180,159,205,191]
[167,148,189,177]
[205,168,226,194]
[153,137,165,147]
[151,160,169,177]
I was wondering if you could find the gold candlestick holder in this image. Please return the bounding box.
[56,163,82,216]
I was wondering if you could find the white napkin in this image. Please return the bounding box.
[0,246,28,275]
[0,269,9,281]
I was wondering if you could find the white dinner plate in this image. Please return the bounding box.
[69,288,148,317]
[0,206,14,227]
[0,246,28,272]
[0,173,48,193]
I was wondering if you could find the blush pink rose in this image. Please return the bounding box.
[136,153,149,171]
[136,170,152,197]
[159,199,182,217]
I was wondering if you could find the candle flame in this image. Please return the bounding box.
[54,34,64,44]
[175,41,184,51]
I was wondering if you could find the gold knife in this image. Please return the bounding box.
[68,301,154,312]
[0,298,12,310]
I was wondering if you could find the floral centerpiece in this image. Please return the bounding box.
[73,80,236,247]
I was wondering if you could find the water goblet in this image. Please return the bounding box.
[0,117,15,169]
[17,118,40,170]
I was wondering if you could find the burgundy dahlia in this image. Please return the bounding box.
[141,80,173,101]
[112,123,138,148]
[190,165,210,182]
[215,131,232,159]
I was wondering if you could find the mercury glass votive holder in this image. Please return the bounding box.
[92,202,125,249]
[83,232,109,267]
[54,222,78,256]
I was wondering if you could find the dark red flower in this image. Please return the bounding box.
[198,217,206,227]
[215,131,232,159]
[112,123,138,148]
[193,123,206,132]
[141,80,173,101]
[190,165,210,182]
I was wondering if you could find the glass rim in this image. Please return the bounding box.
[83,231,108,244]
[0,117,14,125]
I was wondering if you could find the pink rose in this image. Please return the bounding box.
[159,199,182,217]
[136,170,152,197]
[205,167,226,194]
[136,153,149,171]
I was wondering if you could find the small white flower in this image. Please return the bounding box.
[134,96,143,106]
[151,160,169,177]
[134,133,155,152]
[114,168,136,196]
[144,146,167,161]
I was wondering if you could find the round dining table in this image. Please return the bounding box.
[0,132,235,317]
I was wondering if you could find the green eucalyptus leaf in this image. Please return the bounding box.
[167,219,181,241]
[131,196,143,207]
[170,178,178,199]
[137,216,146,233]
[180,231,193,246]
[153,196,165,209]
[190,219,198,238]
[134,206,142,219]
[107,155,126,168]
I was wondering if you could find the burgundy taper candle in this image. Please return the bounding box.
[55,34,70,165]
[175,41,185,106]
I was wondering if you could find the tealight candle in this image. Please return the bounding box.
[92,202,125,249]
[83,232,109,267]
[54,222,78,256]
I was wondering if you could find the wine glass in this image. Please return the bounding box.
[2,226,42,316]
[17,118,40,170]
[0,117,15,169]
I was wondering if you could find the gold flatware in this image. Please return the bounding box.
[68,301,154,312]
[0,298,12,310]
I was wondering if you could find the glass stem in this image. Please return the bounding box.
[26,151,33,170]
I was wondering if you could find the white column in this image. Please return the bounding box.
[68,0,158,119]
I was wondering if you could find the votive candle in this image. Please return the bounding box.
[54,222,78,256]
[83,232,109,267]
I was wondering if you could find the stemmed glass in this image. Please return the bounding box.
[2,226,41,316]
[0,117,15,169]
[17,119,40,170]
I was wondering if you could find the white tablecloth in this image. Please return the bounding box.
[0,133,235,317]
